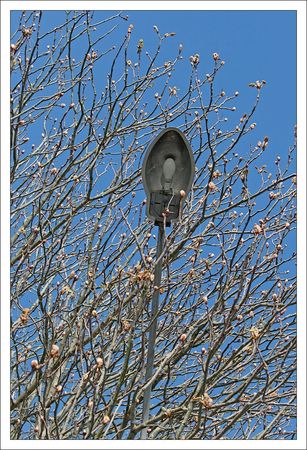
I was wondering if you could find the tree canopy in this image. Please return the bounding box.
[10,10,296,440]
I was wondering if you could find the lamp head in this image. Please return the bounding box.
[142,127,195,225]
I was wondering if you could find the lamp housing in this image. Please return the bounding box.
[142,127,195,225]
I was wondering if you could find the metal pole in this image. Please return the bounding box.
[141,224,165,439]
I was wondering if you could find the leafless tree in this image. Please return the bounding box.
[10,10,296,440]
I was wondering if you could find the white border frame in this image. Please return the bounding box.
[1,1,306,449]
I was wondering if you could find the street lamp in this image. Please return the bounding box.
[141,127,195,439]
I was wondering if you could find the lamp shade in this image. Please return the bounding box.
[142,127,195,225]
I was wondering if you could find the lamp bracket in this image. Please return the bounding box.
[149,190,181,226]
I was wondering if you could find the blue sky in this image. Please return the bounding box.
[11,8,297,150]
[125,9,296,153]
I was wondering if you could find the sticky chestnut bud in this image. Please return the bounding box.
[179,333,187,342]
[31,360,39,370]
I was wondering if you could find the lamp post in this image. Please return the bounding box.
[141,127,195,439]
